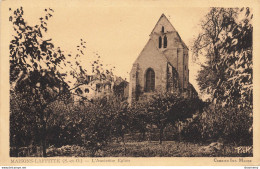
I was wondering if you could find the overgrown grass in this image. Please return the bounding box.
[11,141,252,157]
[102,141,201,157]
[101,141,252,157]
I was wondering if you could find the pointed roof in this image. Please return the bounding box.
[132,14,189,71]
[150,14,188,50]
[150,13,176,35]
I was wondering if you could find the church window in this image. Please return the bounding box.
[145,68,155,92]
[161,26,164,33]
[163,36,167,48]
[185,65,187,70]
[159,36,162,48]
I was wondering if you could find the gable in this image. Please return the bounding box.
[150,14,188,50]
[150,14,176,35]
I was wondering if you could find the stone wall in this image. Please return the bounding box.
[129,39,168,102]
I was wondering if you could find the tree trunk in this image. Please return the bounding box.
[142,131,145,141]
[42,127,47,157]
[122,134,126,156]
[13,135,19,157]
[41,116,47,157]
[148,124,152,143]
[178,123,182,141]
[14,145,19,157]
[159,128,163,144]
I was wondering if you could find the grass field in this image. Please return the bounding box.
[13,140,252,157]
[100,141,252,157]
[41,141,252,157]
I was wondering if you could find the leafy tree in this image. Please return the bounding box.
[9,7,103,156]
[9,7,71,157]
[145,93,203,144]
[85,97,130,156]
[192,8,239,93]
[9,7,128,157]
[192,7,253,144]
[147,94,172,144]
[82,102,112,156]
[128,102,151,141]
[10,70,70,156]
[110,99,129,155]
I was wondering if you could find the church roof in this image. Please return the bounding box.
[133,14,189,70]
[150,13,188,50]
[150,13,177,35]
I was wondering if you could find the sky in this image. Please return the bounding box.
[3,0,211,95]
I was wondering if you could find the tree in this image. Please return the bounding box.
[128,101,150,141]
[148,94,171,144]
[104,97,129,155]
[9,7,127,157]
[9,7,99,156]
[192,7,253,144]
[9,7,72,157]
[10,70,71,156]
[146,93,203,144]
[192,8,239,94]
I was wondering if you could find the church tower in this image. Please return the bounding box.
[149,14,189,89]
[129,14,192,103]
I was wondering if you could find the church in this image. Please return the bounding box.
[128,14,197,103]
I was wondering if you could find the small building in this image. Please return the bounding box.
[129,14,197,103]
[73,75,129,102]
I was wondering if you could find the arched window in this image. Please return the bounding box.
[161,26,164,33]
[145,68,155,92]
[163,36,167,48]
[159,36,162,48]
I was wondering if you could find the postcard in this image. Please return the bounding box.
[0,0,260,166]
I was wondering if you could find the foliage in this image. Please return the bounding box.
[9,6,232,158]
[191,7,253,144]
[130,93,204,144]
[8,7,112,157]
[128,101,151,141]
[9,7,72,157]
[47,96,130,156]
[9,7,65,86]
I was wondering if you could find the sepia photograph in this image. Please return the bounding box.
[1,0,260,166]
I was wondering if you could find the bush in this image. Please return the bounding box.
[181,103,252,145]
